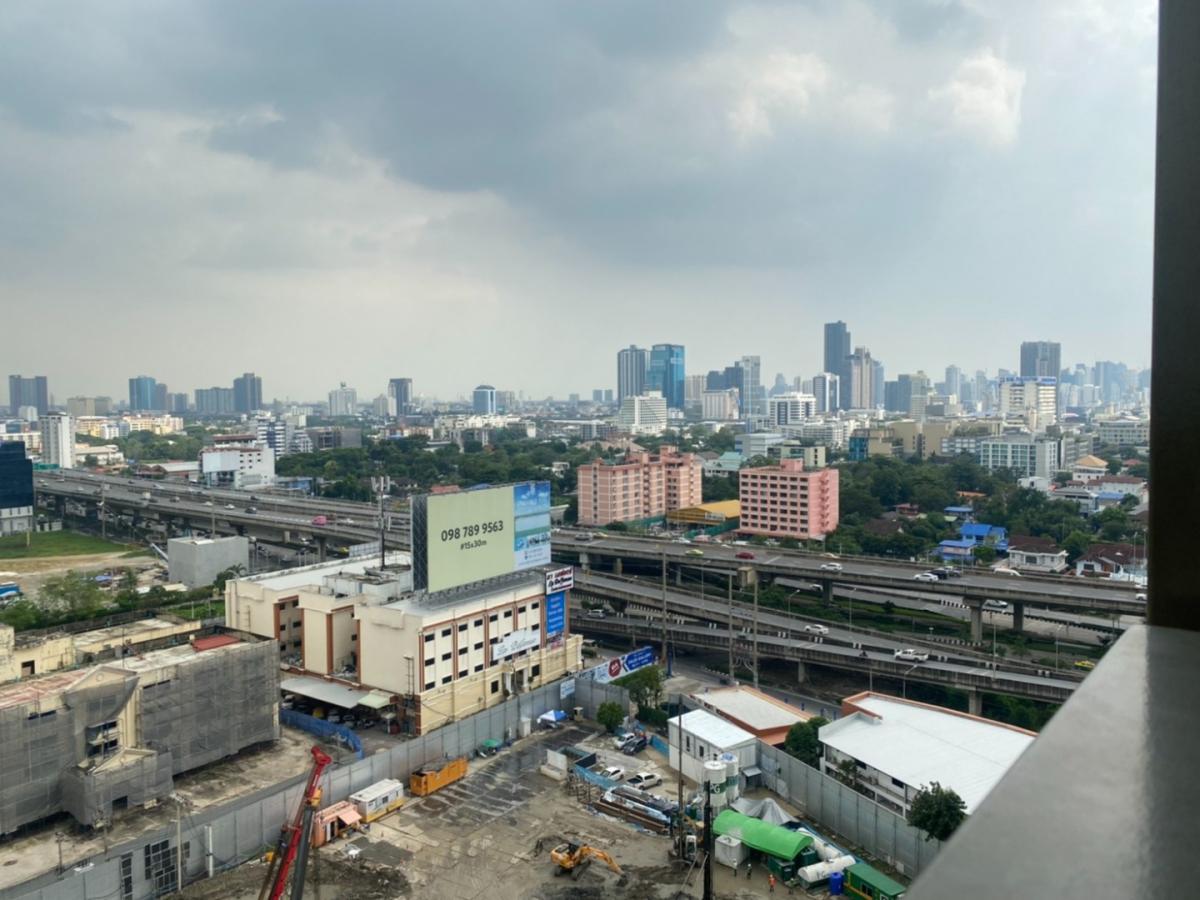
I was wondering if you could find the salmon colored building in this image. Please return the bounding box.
[577,448,703,527]
[738,458,839,539]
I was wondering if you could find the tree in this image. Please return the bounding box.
[783,716,828,767]
[835,757,860,791]
[613,665,664,710]
[907,782,967,842]
[973,545,997,564]
[38,571,105,619]
[596,701,625,733]
[212,564,247,594]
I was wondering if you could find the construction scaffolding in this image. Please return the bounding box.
[0,636,280,836]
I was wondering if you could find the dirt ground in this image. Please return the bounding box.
[185,724,833,900]
[0,551,159,602]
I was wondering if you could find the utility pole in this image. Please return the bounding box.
[702,777,714,900]
[661,548,670,676]
[676,692,684,857]
[727,572,734,681]
[175,798,183,893]
[752,577,760,690]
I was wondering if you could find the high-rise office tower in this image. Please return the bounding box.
[168,393,189,414]
[738,355,764,419]
[472,385,497,415]
[0,441,34,535]
[846,347,877,409]
[944,365,963,399]
[1020,342,1062,379]
[233,373,263,413]
[387,378,413,417]
[328,383,358,417]
[824,321,851,408]
[195,387,235,415]
[812,373,839,414]
[617,345,650,403]
[128,376,159,412]
[7,375,49,416]
[647,344,686,410]
[39,412,75,469]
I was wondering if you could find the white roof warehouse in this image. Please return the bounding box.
[818,692,1036,816]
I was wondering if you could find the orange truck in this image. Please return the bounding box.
[409,757,469,797]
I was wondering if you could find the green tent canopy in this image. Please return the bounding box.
[712,810,813,861]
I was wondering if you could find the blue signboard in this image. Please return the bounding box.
[624,647,656,672]
[545,591,566,638]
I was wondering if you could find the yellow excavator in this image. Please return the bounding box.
[550,842,623,881]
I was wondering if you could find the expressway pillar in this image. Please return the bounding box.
[613,557,622,575]
[675,565,683,587]
[1012,602,1025,634]
[968,690,982,716]
[796,661,807,684]
[822,580,833,605]
[317,536,327,562]
[580,553,589,572]
[969,603,983,642]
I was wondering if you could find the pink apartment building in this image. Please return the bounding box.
[738,458,839,539]
[577,448,703,526]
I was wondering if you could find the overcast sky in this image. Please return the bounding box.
[1,1,1156,404]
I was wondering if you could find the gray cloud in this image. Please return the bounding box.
[0,0,1155,402]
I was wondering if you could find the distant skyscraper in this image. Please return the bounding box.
[233,372,263,413]
[328,383,358,417]
[592,389,604,403]
[128,376,159,412]
[683,374,706,411]
[944,365,963,399]
[7,375,49,416]
[617,345,650,403]
[647,344,686,409]
[1020,342,1062,379]
[168,392,189,414]
[873,360,885,411]
[812,373,839,414]
[472,385,497,415]
[603,389,614,403]
[195,387,235,415]
[738,355,764,420]
[768,373,790,398]
[39,412,74,469]
[846,347,877,409]
[0,441,34,535]
[824,322,851,409]
[387,378,413,416]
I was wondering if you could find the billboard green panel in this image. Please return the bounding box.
[415,482,552,593]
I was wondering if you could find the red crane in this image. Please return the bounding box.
[258,746,333,900]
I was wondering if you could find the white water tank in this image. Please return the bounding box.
[703,760,728,791]
[721,752,739,781]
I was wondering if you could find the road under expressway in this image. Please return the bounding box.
[570,571,1082,707]
[572,603,1078,710]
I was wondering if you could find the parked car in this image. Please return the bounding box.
[803,623,830,635]
[685,548,704,557]
[627,771,662,789]
[613,733,637,750]
[913,572,939,582]
[894,648,930,662]
[622,736,648,755]
[819,562,843,572]
[600,766,626,781]
[735,551,755,560]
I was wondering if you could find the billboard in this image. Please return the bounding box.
[580,646,657,684]
[545,591,566,638]
[545,566,574,594]
[492,628,540,663]
[412,481,552,593]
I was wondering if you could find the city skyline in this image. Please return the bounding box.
[0,3,1155,399]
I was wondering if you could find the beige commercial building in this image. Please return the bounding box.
[227,555,582,735]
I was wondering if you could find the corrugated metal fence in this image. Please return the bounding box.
[279,709,364,759]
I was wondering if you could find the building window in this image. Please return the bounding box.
[458,646,468,655]
[474,663,484,673]
[473,618,483,628]
[441,652,451,661]
[531,664,541,678]
[458,670,468,678]
[518,605,526,615]
[424,657,435,667]
[489,614,498,623]
[503,610,512,618]
[441,628,451,638]
[490,680,500,695]
[442,674,452,685]
[424,633,434,643]
[458,623,468,632]
[473,641,483,651]
[424,681,436,690]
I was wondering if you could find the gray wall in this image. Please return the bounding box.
[168,537,249,590]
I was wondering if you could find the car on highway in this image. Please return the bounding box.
[735,551,755,560]
[819,562,843,572]
[627,771,662,789]
[311,515,328,526]
[585,608,607,619]
[994,567,1023,577]
[913,572,939,582]
[204,501,213,506]
[600,766,626,782]
[685,548,704,557]
[803,623,830,635]
[245,506,258,514]
[1074,659,1096,671]
[224,503,236,509]
[894,648,930,662]
[574,533,593,542]
[343,518,355,525]
[983,599,1009,611]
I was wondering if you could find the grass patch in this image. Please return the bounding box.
[172,600,224,621]
[0,531,133,560]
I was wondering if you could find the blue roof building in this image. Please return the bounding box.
[960,523,1008,552]
[937,539,977,561]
